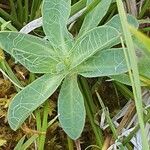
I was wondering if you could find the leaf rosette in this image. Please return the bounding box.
[0,0,139,139]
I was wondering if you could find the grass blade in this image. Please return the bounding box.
[116,0,149,149]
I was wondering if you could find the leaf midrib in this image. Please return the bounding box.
[69,35,120,71]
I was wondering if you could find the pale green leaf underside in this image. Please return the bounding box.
[110,58,150,86]
[70,26,120,69]
[133,37,149,59]
[106,14,139,33]
[110,74,145,86]
[79,0,112,36]
[0,32,59,73]
[138,58,150,79]
[131,26,150,57]
[8,74,64,130]
[78,48,128,77]
[58,75,85,140]
[43,0,73,52]
[111,74,133,86]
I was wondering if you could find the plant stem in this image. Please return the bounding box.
[96,91,125,150]
[122,107,150,145]
[82,0,102,17]
[114,81,134,100]
[79,77,103,148]
[80,77,96,114]
[24,0,29,23]
[67,136,74,150]
[71,0,86,16]
[116,0,149,149]
[141,27,150,32]
[138,0,150,18]
[17,0,23,24]
[35,109,42,147]
[30,0,41,21]
[21,135,38,150]
[0,8,22,29]
[103,4,117,24]
[71,0,102,21]
[38,100,49,150]
[0,60,23,91]
[8,0,17,20]
[96,91,118,139]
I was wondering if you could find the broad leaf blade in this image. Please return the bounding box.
[77,48,128,77]
[106,14,139,33]
[58,75,86,140]
[110,74,133,86]
[79,0,112,36]
[110,57,150,86]
[70,26,120,69]
[0,32,58,73]
[110,74,146,86]
[42,0,73,52]
[8,74,64,130]
[130,26,150,57]
[138,58,150,79]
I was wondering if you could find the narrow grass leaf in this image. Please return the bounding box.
[14,135,26,150]
[8,74,64,130]
[130,26,150,56]
[0,17,17,31]
[58,75,86,140]
[21,135,38,150]
[116,0,149,149]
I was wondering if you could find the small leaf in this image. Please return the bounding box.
[138,58,150,79]
[77,48,128,77]
[110,74,133,86]
[21,135,38,150]
[106,14,139,33]
[130,26,150,56]
[79,0,112,36]
[0,32,58,73]
[110,74,146,86]
[58,75,85,140]
[8,74,64,130]
[70,26,120,69]
[42,0,73,53]
[14,135,26,150]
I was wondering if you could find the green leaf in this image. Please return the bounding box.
[70,26,120,69]
[130,26,150,57]
[110,74,133,86]
[21,135,38,150]
[77,48,128,77]
[8,74,64,130]
[138,58,150,79]
[14,135,26,150]
[106,14,139,33]
[110,74,145,86]
[58,75,85,140]
[42,0,73,53]
[79,0,112,36]
[0,32,59,73]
